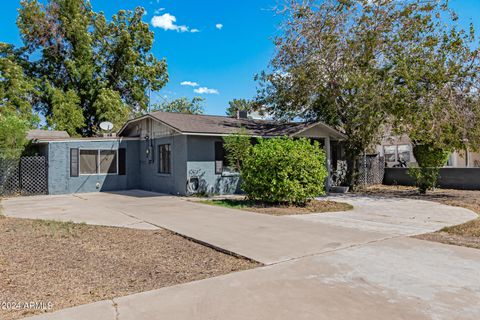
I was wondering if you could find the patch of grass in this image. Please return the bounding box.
[32,219,87,238]
[440,219,480,238]
[198,199,353,216]
[199,199,255,209]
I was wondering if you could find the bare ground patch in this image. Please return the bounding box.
[357,185,480,249]
[196,199,353,216]
[0,217,259,320]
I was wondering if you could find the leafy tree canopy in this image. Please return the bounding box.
[152,97,205,114]
[8,0,168,136]
[0,112,29,159]
[226,98,254,117]
[0,43,39,126]
[384,1,480,152]
[256,0,480,186]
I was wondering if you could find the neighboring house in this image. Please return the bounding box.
[377,134,480,168]
[27,129,70,141]
[30,111,346,195]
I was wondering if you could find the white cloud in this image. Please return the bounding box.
[154,8,165,14]
[194,87,219,94]
[180,81,199,87]
[151,13,192,32]
[215,23,223,30]
[190,28,200,33]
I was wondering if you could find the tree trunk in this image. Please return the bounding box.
[345,149,358,188]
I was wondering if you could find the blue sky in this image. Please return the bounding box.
[0,0,479,116]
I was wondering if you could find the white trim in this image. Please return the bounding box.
[42,137,141,143]
[181,132,260,137]
[291,122,346,140]
[182,132,340,139]
[118,114,182,136]
[118,115,346,140]
[79,149,119,176]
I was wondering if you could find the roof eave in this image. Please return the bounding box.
[118,114,183,136]
[290,122,346,140]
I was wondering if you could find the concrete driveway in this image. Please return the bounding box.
[2,190,475,264]
[2,190,480,319]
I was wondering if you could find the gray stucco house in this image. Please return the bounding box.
[32,111,345,195]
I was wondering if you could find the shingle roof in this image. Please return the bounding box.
[147,111,342,137]
[26,129,70,141]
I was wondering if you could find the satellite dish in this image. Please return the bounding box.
[99,121,114,132]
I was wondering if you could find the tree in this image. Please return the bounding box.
[383,1,480,192]
[241,138,328,205]
[409,145,450,194]
[255,0,480,188]
[45,86,85,136]
[223,129,251,171]
[0,43,38,126]
[256,0,404,187]
[0,112,29,159]
[15,0,168,136]
[226,99,253,117]
[152,97,205,114]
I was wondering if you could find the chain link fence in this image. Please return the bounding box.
[358,155,385,186]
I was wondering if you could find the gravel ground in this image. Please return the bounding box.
[357,185,480,249]
[0,216,259,320]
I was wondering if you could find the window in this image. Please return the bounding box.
[158,144,171,174]
[79,149,118,175]
[215,141,226,174]
[384,145,411,163]
[397,145,410,162]
[100,150,117,174]
[70,148,79,177]
[384,146,397,162]
[118,148,127,175]
[80,150,98,174]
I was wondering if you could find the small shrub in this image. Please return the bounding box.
[409,144,450,194]
[241,137,328,205]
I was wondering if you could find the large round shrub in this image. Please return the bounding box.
[241,137,328,205]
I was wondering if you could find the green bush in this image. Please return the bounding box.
[241,137,328,205]
[408,144,450,194]
[223,129,252,172]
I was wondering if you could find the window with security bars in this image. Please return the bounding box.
[78,150,118,175]
[158,144,171,174]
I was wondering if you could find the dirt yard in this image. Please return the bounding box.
[0,216,258,320]
[358,185,480,249]
[197,199,353,216]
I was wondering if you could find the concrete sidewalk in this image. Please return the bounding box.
[24,237,480,320]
